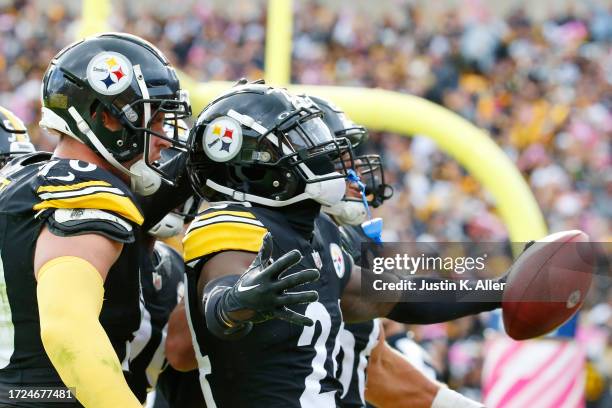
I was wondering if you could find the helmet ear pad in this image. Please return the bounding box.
[88,101,143,163]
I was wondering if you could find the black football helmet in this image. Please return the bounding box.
[40,32,190,194]
[187,83,354,207]
[309,96,368,149]
[311,96,393,209]
[0,106,36,168]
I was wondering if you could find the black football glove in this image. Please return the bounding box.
[219,232,320,328]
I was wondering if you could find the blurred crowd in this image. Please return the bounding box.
[0,0,610,404]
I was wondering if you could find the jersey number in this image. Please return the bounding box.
[336,325,356,398]
[298,302,336,407]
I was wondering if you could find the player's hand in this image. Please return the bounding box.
[222,233,320,327]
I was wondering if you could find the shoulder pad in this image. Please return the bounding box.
[0,151,53,175]
[183,205,267,263]
[33,159,143,226]
[45,208,135,243]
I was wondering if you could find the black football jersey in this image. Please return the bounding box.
[0,156,146,391]
[128,241,186,402]
[182,203,352,408]
[336,224,381,407]
[153,367,204,408]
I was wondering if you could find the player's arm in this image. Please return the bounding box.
[167,234,321,368]
[197,233,320,340]
[365,324,484,408]
[166,251,263,369]
[365,325,437,407]
[341,265,501,323]
[34,227,142,408]
[166,301,197,372]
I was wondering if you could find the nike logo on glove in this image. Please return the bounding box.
[47,172,75,182]
[237,282,260,292]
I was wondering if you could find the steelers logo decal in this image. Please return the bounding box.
[330,243,345,278]
[86,52,133,95]
[203,116,243,162]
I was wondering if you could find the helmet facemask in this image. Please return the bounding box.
[127,93,191,185]
[69,83,190,196]
[246,108,354,206]
[344,154,394,208]
[308,95,392,224]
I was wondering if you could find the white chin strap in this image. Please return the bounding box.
[65,64,162,196]
[148,212,184,239]
[322,200,368,226]
[206,174,346,208]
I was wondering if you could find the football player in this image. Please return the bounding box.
[314,96,485,408]
[310,96,390,407]
[168,82,508,407]
[0,33,194,407]
[170,84,351,407]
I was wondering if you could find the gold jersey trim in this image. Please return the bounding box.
[183,219,267,263]
[37,180,111,193]
[33,192,143,226]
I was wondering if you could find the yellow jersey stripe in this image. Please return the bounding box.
[33,192,144,226]
[196,210,256,220]
[0,106,26,132]
[183,222,267,262]
[37,180,112,193]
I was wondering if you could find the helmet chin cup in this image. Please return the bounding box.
[130,159,162,196]
[323,201,368,226]
[148,212,184,238]
[305,175,346,206]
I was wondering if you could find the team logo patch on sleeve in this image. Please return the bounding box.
[52,208,133,232]
[330,243,345,278]
[202,116,243,162]
[86,52,133,96]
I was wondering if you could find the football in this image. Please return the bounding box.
[502,230,594,340]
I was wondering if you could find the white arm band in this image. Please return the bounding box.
[431,387,485,408]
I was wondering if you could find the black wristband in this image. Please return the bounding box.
[202,276,252,340]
